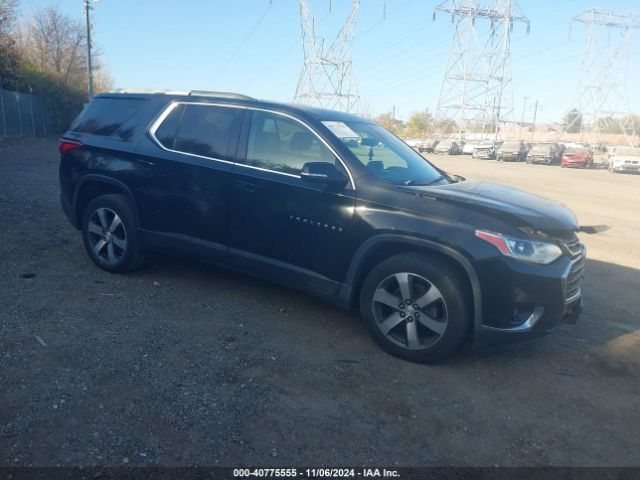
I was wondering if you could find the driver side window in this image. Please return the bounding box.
[246,112,336,176]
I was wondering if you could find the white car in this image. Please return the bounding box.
[461,142,477,155]
[608,146,640,173]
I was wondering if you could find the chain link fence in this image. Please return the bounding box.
[0,84,52,137]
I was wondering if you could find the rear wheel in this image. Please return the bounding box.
[81,194,146,273]
[359,253,472,363]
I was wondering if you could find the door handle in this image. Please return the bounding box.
[236,180,258,193]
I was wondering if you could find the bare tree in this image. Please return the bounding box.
[0,0,18,33]
[0,0,20,82]
[18,6,88,90]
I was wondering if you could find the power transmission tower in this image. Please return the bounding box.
[433,0,529,140]
[293,0,361,113]
[566,8,639,146]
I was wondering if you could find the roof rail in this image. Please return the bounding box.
[111,89,190,95]
[188,90,254,100]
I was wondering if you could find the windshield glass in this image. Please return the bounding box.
[531,144,552,152]
[325,121,446,186]
[566,147,589,153]
[616,148,640,156]
[501,142,521,149]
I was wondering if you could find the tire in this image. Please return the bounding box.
[81,194,146,273]
[359,253,472,364]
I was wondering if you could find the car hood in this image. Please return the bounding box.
[403,179,578,231]
[612,155,640,164]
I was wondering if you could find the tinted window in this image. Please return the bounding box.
[173,104,242,160]
[71,97,146,137]
[245,112,335,175]
[154,104,185,149]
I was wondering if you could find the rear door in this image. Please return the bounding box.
[228,110,356,294]
[134,102,244,249]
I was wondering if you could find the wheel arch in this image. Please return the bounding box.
[73,175,138,228]
[339,234,482,328]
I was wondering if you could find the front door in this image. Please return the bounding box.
[229,110,356,294]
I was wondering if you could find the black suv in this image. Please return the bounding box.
[59,91,584,363]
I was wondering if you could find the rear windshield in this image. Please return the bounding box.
[70,97,147,138]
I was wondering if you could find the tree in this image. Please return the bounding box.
[563,109,582,133]
[0,0,20,84]
[597,114,640,135]
[17,6,88,90]
[434,118,458,135]
[403,111,433,137]
[376,112,404,135]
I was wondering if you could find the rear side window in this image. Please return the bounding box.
[245,111,335,175]
[70,97,146,137]
[154,104,185,149]
[172,104,242,160]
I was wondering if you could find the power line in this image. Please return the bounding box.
[215,5,271,78]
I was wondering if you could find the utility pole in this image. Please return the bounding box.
[530,100,538,141]
[519,96,529,139]
[84,0,96,100]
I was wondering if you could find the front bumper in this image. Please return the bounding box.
[472,253,584,347]
[611,163,640,172]
[529,156,552,164]
[499,152,520,161]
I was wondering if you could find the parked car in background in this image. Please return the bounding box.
[526,143,562,165]
[434,139,461,155]
[602,145,623,168]
[461,141,477,155]
[472,141,497,160]
[496,141,526,162]
[405,138,426,152]
[561,147,593,168]
[607,146,640,173]
[421,139,439,153]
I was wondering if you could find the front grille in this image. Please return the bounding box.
[565,255,584,303]
[562,236,584,258]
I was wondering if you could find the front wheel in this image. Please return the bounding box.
[81,194,146,273]
[359,253,472,363]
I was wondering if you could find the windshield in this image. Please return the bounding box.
[501,142,521,149]
[325,121,447,186]
[531,144,552,152]
[566,147,589,153]
[616,148,640,156]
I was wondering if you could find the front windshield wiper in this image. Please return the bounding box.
[404,175,445,186]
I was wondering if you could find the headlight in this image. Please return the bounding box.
[475,230,563,265]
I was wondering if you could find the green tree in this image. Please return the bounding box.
[376,112,405,135]
[563,109,582,133]
[403,111,433,137]
[434,118,458,135]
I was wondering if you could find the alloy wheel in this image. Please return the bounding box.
[371,272,448,350]
[87,207,127,264]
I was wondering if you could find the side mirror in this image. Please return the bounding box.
[300,162,348,187]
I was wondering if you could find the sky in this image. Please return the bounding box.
[18,0,640,123]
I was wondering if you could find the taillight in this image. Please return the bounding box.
[59,139,83,156]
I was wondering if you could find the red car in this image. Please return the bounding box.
[561,147,593,168]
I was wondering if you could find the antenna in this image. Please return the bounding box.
[293,0,362,113]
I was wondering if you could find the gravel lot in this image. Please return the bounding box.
[1,139,639,467]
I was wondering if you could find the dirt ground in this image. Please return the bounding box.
[1,139,639,467]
